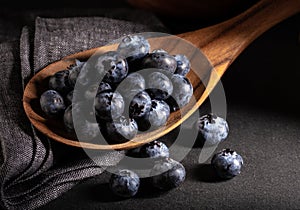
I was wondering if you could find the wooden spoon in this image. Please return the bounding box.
[23,0,300,150]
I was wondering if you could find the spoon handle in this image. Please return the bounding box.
[179,0,300,77]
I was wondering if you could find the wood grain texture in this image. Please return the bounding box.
[23,0,300,150]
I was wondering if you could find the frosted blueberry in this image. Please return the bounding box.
[75,120,101,141]
[152,48,168,54]
[174,54,190,76]
[117,72,146,101]
[94,51,128,84]
[146,71,173,100]
[211,149,243,179]
[63,102,100,140]
[142,52,177,73]
[40,90,66,117]
[65,90,74,106]
[84,82,112,100]
[109,169,140,198]
[129,90,152,120]
[150,158,186,190]
[195,113,229,146]
[104,116,138,143]
[68,59,85,87]
[170,74,193,108]
[138,99,170,131]
[63,104,74,131]
[48,70,72,95]
[94,90,125,121]
[140,140,169,159]
[117,34,150,61]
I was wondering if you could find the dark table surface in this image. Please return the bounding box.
[1,1,300,209]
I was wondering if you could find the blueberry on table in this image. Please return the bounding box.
[170,74,193,108]
[142,52,177,73]
[150,157,186,191]
[40,90,66,117]
[174,54,191,76]
[117,72,146,101]
[94,51,128,85]
[117,34,150,62]
[195,113,229,146]
[109,169,140,198]
[48,69,72,95]
[94,90,125,121]
[104,116,138,143]
[146,71,173,100]
[211,149,243,179]
[139,140,169,159]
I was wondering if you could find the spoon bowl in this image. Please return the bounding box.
[23,0,300,150]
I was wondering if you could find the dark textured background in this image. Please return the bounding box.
[1,1,300,209]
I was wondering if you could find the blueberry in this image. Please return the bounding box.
[138,99,170,131]
[109,169,140,198]
[98,81,113,93]
[68,59,86,87]
[40,90,66,117]
[104,116,138,143]
[117,72,146,101]
[129,90,152,120]
[94,51,128,84]
[63,104,74,131]
[146,71,173,100]
[164,96,180,112]
[94,90,125,121]
[75,61,93,86]
[211,149,243,179]
[170,74,193,108]
[152,49,168,54]
[75,120,101,141]
[84,82,112,100]
[63,102,99,139]
[148,100,170,128]
[139,140,169,158]
[65,90,74,106]
[142,52,177,73]
[63,101,96,131]
[150,157,186,190]
[117,34,150,62]
[194,113,229,146]
[48,70,72,95]
[174,54,190,76]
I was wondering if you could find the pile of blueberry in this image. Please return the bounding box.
[195,113,244,179]
[108,114,243,198]
[38,33,244,198]
[39,34,193,144]
[109,140,186,197]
